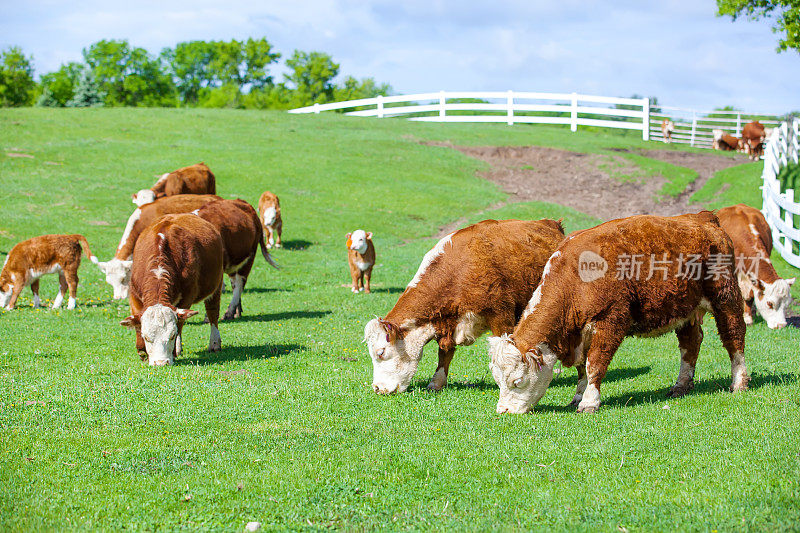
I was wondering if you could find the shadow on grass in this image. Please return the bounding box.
[243,287,290,294]
[785,316,800,329]
[280,239,313,251]
[233,310,332,323]
[177,343,306,365]
[550,365,652,388]
[379,287,407,294]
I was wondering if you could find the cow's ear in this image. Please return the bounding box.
[176,308,199,324]
[522,348,544,371]
[366,232,373,239]
[131,193,137,200]
[120,315,140,328]
[378,318,402,343]
[754,278,765,292]
[787,277,796,286]
[345,232,352,239]
[96,261,107,273]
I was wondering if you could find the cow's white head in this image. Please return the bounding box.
[96,258,133,299]
[347,230,372,254]
[753,277,795,329]
[121,304,197,366]
[132,189,156,207]
[0,281,11,308]
[364,318,432,394]
[489,335,558,414]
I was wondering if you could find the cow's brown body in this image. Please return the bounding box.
[125,214,224,363]
[741,121,766,161]
[715,134,741,152]
[258,191,283,249]
[194,198,278,319]
[366,219,565,392]
[0,234,97,310]
[491,212,748,414]
[153,162,216,198]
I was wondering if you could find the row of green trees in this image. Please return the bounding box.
[0,38,391,109]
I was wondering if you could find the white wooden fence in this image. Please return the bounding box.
[761,119,800,268]
[650,106,781,148]
[289,91,652,139]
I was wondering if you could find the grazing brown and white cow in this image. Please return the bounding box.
[364,219,565,394]
[132,162,217,207]
[661,119,675,143]
[0,234,98,310]
[97,194,220,299]
[193,198,279,320]
[741,121,766,161]
[712,129,742,152]
[120,214,224,366]
[717,204,794,329]
[489,212,748,414]
[347,230,375,293]
[258,191,283,249]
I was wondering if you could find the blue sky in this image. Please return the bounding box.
[2,0,799,113]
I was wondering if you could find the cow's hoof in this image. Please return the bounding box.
[667,382,694,398]
[568,396,582,408]
[743,315,753,326]
[203,315,211,324]
[577,405,598,414]
[275,243,282,249]
[222,312,235,321]
[426,381,444,392]
[137,350,148,361]
[731,380,750,393]
[364,289,371,294]
[208,343,221,353]
[351,288,358,293]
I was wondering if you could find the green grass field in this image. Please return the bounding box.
[1,109,799,531]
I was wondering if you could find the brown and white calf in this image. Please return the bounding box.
[258,191,283,249]
[712,129,742,152]
[193,198,279,320]
[489,212,748,414]
[120,213,224,366]
[347,230,375,293]
[661,119,675,143]
[741,121,766,161]
[717,203,794,329]
[364,219,565,394]
[97,194,220,299]
[132,162,217,207]
[0,234,98,310]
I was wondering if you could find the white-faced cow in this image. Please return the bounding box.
[0,234,98,310]
[193,198,279,320]
[258,191,283,249]
[132,162,216,207]
[364,219,565,394]
[347,230,375,293]
[661,119,675,143]
[97,194,220,299]
[741,121,766,161]
[120,213,224,366]
[712,129,742,152]
[489,212,748,414]
[717,204,794,329]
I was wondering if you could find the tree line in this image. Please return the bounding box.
[0,38,391,109]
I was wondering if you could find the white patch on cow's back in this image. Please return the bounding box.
[522,251,561,318]
[191,209,200,216]
[155,172,170,185]
[407,233,453,288]
[151,265,167,279]
[454,312,488,345]
[118,208,142,253]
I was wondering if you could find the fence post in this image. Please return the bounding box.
[377,95,384,118]
[736,112,741,134]
[570,93,578,132]
[785,189,795,255]
[439,91,446,119]
[690,111,697,147]
[314,103,320,114]
[507,90,514,126]
[642,97,650,141]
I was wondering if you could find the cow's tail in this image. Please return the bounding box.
[259,232,280,269]
[75,234,99,264]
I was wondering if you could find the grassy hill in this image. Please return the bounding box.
[1,109,798,531]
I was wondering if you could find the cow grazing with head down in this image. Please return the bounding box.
[120,213,224,366]
[193,198,279,320]
[741,121,766,161]
[97,194,220,299]
[0,234,98,310]
[489,212,748,415]
[347,230,375,293]
[717,204,794,329]
[712,129,742,152]
[661,119,675,143]
[364,219,565,394]
[132,162,217,207]
[258,191,283,249]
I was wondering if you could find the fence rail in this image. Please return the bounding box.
[761,119,800,268]
[289,91,651,139]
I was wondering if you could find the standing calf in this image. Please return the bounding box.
[0,234,98,310]
[661,119,675,143]
[490,212,748,414]
[258,191,283,249]
[120,214,224,366]
[347,230,375,293]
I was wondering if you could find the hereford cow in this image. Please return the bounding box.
[132,162,216,207]
[97,194,220,299]
[120,214,224,366]
[489,212,748,414]
[364,219,565,394]
[0,234,98,310]
[661,119,675,143]
[712,129,742,152]
[347,230,375,293]
[193,198,279,320]
[741,121,766,161]
[258,191,283,249]
[717,204,794,329]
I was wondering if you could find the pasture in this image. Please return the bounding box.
[1,109,799,531]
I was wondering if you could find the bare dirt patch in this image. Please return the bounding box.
[429,142,745,235]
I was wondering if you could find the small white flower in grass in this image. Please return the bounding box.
[662,404,670,410]
[245,522,261,531]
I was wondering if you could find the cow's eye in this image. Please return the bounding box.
[767,302,775,309]
[376,347,386,359]
[511,378,523,388]
[143,335,153,343]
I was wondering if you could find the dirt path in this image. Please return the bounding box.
[430,142,745,236]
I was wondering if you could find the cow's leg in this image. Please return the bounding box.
[743,299,754,325]
[266,226,275,248]
[274,221,282,248]
[223,274,245,320]
[668,320,703,398]
[714,307,748,392]
[136,331,147,360]
[427,342,455,391]
[578,323,625,413]
[52,272,67,309]
[205,282,222,352]
[31,280,41,309]
[64,266,79,310]
[363,267,372,294]
[569,363,588,407]
[349,264,360,293]
[6,278,25,310]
